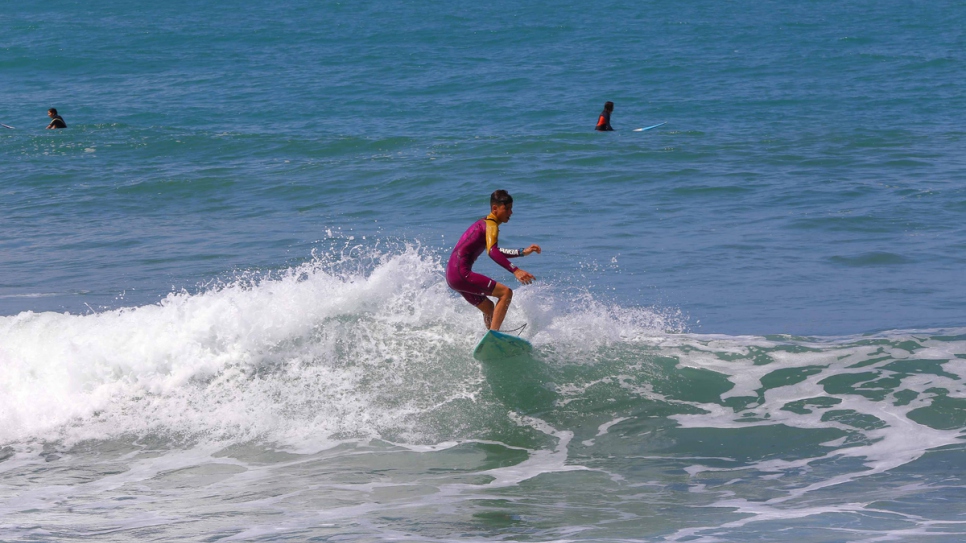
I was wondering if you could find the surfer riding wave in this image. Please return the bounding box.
[446,190,541,331]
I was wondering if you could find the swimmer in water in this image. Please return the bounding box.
[595,101,614,131]
[46,108,66,129]
[446,190,542,331]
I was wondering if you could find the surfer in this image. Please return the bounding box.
[595,101,614,131]
[446,190,541,332]
[46,108,66,129]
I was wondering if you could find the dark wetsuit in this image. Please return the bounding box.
[47,116,66,129]
[446,214,523,306]
[595,109,613,131]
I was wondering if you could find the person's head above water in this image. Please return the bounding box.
[490,189,513,207]
[603,101,614,112]
[48,108,58,117]
[490,190,513,223]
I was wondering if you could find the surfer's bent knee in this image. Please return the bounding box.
[491,283,512,300]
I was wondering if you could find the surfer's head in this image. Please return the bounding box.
[490,190,513,222]
[490,190,513,208]
[604,101,614,112]
[48,108,58,117]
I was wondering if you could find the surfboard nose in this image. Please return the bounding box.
[473,330,532,362]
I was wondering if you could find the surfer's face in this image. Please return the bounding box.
[493,203,512,223]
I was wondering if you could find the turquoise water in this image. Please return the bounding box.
[2,1,966,541]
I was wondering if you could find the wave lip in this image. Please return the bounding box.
[0,245,684,449]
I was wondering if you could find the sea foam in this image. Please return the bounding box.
[0,246,680,449]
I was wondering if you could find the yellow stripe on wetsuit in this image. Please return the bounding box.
[485,214,500,254]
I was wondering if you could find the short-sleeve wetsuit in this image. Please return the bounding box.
[446,213,523,306]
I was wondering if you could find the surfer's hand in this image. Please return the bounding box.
[523,244,541,256]
[514,268,534,285]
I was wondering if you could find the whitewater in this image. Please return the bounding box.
[3,248,965,541]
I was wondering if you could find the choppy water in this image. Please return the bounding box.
[2,1,965,541]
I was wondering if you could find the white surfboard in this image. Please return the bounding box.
[473,330,532,362]
[1,124,14,129]
[633,122,666,132]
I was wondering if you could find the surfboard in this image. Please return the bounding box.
[633,122,666,132]
[473,330,532,362]
[1,124,14,129]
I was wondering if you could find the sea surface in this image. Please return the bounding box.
[2,1,965,541]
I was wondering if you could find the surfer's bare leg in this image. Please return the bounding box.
[476,298,494,329]
[488,283,513,331]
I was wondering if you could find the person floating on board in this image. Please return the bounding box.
[446,190,541,332]
[595,101,614,131]
[46,108,67,129]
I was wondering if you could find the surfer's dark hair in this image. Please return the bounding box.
[604,101,614,111]
[490,190,513,207]
[48,108,58,115]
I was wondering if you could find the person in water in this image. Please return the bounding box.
[46,108,66,129]
[446,190,542,331]
[595,101,614,131]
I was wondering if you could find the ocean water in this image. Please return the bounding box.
[2,1,965,541]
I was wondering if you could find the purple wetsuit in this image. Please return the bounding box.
[446,216,523,306]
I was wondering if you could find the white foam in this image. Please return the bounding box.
[0,247,470,447]
[651,330,966,537]
[581,416,630,446]
[0,246,685,449]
